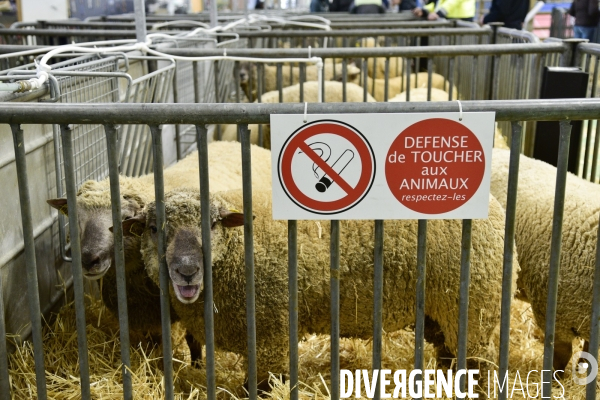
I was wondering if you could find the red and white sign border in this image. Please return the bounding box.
[277,119,376,215]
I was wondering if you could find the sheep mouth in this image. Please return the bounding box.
[82,264,111,280]
[173,283,201,304]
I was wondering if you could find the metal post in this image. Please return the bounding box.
[210,0,218,28]
[586,217,600,400]
[456,219,472,393]
[240,124,258,399]
[373,220,384,400]
[10,124,48,400]
[133,0,147,43]
[498,121,523,400]
[150,125,174,400]
[541,120,572,398]
[413,219,427,399]
[104,124,134,400]
[58,124,92,400]
[288,220,299,400]
[330,220,341,400]
[196,124,217,400]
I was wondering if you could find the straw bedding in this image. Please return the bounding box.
[7,294,592,399]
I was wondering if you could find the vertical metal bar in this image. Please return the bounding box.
[133,0,147,42]
[210,0,218,27]
[330,220,341,400]
[342,57,348,102]
[427,58,433,101]
[213,60,220,103]
[0,265,8,400]
[150,124,174,400]
[384,58,390,102]
[277,63,283,103]
[104,124,133,400]
[240,124,258,399]
[448,57,455,102]
[172,66,182,161]
[288,220,299,400]
[10,124,48,400]
[413,219,427,398]
[457,219,472,393]
[586,216,600,400]
[299,63,305,103]
[542,120,572,398]
[232,61,240,104]
[470,57,478,101]
[363,58,368,102]
[498,121,523,400]
[373,220,384,400]
[57,124,91,400]
[196,124,216,400]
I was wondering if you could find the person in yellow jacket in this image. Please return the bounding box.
[412,0,475,20]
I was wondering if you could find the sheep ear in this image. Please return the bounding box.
[120,215,146,237]
[219,208,246,228]
[47,198,69,215]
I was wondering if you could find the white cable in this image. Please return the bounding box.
[457,100,463,121]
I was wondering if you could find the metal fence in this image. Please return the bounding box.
[0,99,599,400]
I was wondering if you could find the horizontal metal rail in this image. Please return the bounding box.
[234,27,491,38]
[163,42,566,58]
[0,98,598,124]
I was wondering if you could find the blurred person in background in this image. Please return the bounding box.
[568,0,600,40]
[480,0,529,29]
[311,0,330,11]
[349,0,386,13]
[412,0,475,20]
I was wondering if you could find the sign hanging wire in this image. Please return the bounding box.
[457,100,463,121]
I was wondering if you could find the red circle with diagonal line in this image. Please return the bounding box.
[278,120,375,214]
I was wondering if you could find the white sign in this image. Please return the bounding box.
[271,113,495,220]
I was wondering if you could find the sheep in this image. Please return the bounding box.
[389,87,456,102]
[46,142,272,357]
[346,69,453,102]
[238,61,361,101]
[124,187,518,386]
[490,148,600,372]
[220,81,376,148]
[366,56,404,79]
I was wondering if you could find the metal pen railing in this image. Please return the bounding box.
[0,98,599,400]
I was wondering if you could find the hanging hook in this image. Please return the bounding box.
[303,102,308,123]
[457,100,463,121]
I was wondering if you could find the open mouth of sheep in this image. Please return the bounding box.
[84,269,109,280]
[175,284,200,300]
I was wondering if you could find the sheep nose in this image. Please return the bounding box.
[81,253,100,270]
[178,272,195,284]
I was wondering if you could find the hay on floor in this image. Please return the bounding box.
[7,297,595,399]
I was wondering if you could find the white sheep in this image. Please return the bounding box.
[238,61,361,101]
[220,81,376,148]
[124,187,518,386]
[47,142,272,356]
[388,87,456,102]
[490,148,600,372]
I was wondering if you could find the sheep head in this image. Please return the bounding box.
[47,180,143,280]
[123,188,244,304]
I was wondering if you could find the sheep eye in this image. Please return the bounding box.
[123,216,132,221]
[150,225,158,234]
[211,219,218,230]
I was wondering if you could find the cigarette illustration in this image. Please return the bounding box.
[315,149,355,193]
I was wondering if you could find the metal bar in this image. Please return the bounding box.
[277,63,283,103]
[373,220,384,400]
[541,119,572,398]
[330,220,340,400]
[213,60,220,103]
[240,123,258,399]
[288,220,299,400]
[150,124,174,400]
[498,121,523,400]
[196,124,216,400]
[173,65,182,161]
[3,100,600,124]
[586,215,600,399]
[9,124,49,399]
[104,124,133,400]
[57,124,91,400]
[0,262,9,400]
[456,219,472,393]
[413,219,427,397]
[133,0,147,42]
[162,42,564,58]
[210,0,218,28]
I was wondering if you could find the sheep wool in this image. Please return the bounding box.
[490,148,600,370]
[139,188,518,383]
[220,81,376,148]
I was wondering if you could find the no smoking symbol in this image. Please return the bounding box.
[278,120,376,215]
